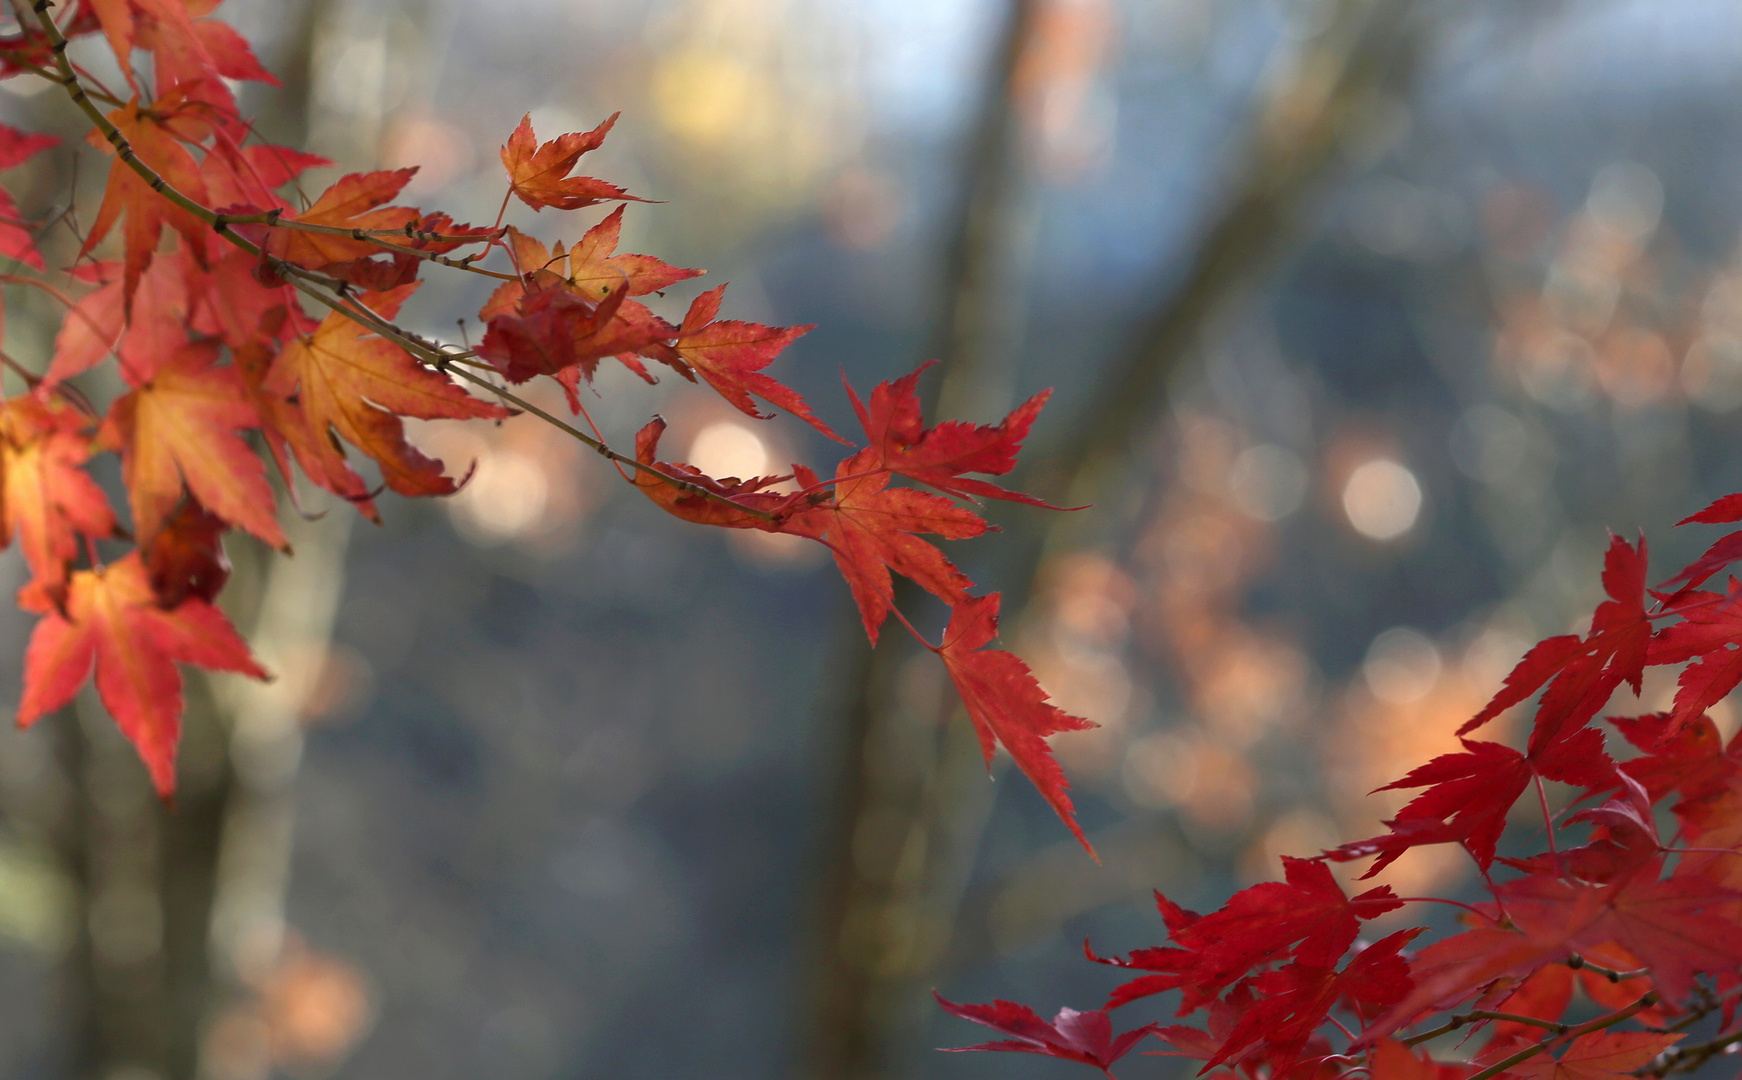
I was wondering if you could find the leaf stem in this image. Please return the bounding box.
[1395,897,1502,923]
[1535,774,1559,858]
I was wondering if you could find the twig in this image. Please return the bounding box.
[1401,1010,1571,1047]
[29,0,778,524]
[1462,994,1659,1080]
[1566,955,1651,984]
[210,212,516,280]
[1644,1026,1742,1076]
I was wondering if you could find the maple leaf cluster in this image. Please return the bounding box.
[941,508,1742,1076]
[0,0,1098,849]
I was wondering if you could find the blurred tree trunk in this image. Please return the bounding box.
[799,3,1042,1077]
[799,1,1430,1077]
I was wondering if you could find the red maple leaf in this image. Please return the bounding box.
[1503,860,1742,1003]
[1369,1037,1471,1080]
[1659,493,1742,599]
[628,416,792,529]
[1608,712,1741,811]
[1365,920,1575,1044]
[1476,964,1576,1056]
[45,261,126,388]
[845,361,1062,506]
[927,593,1096,853]
[1505,773,1662,884]
[142,498,231,607]
[136,0,278,99]
[1328,727,1614,877]
[1462,535,1651,752]
[476,225,690,393]
[934,992,1159,1079]
[1094,859,1406,1013]
[663,284,845,442]
[1206,929,1421,1073]
[781,449,986,642]
[501,113,634,211]
[1086,891,1203,1008]
[1507,1031,1682,1080]
[200,138,329,213]
[85,0,276,101]
[477,277,672,386]
[16,553,267,796]
[1648,580,1742,735]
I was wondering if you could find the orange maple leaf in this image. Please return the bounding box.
[0,396,117,586]
[99,339,286,548]
[564,207,702,299]
[265,286,508,499]
[231,337,379,521]
[261,169,420,271]
[501,113,635,211]
[81,93,210,306]
[931,593,1096,854]
[17,553,267,796]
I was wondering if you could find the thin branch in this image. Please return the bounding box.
[210,211,517,280]
[1462,994,1659,1080]
[1566,955,1651,984]
[1645,983,1742,1036]
[28,0,780,524]
[1645,1026,1742,1076]
[1401,1010,1570,1047]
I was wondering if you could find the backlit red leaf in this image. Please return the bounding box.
[930,593,1095,853]
[935,992,1158,1077]
[17,554,267,796]
[1508,1030,1681,1080]
[669,284,844,442]
[781,449,985,642]
[846,361,1061,506]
